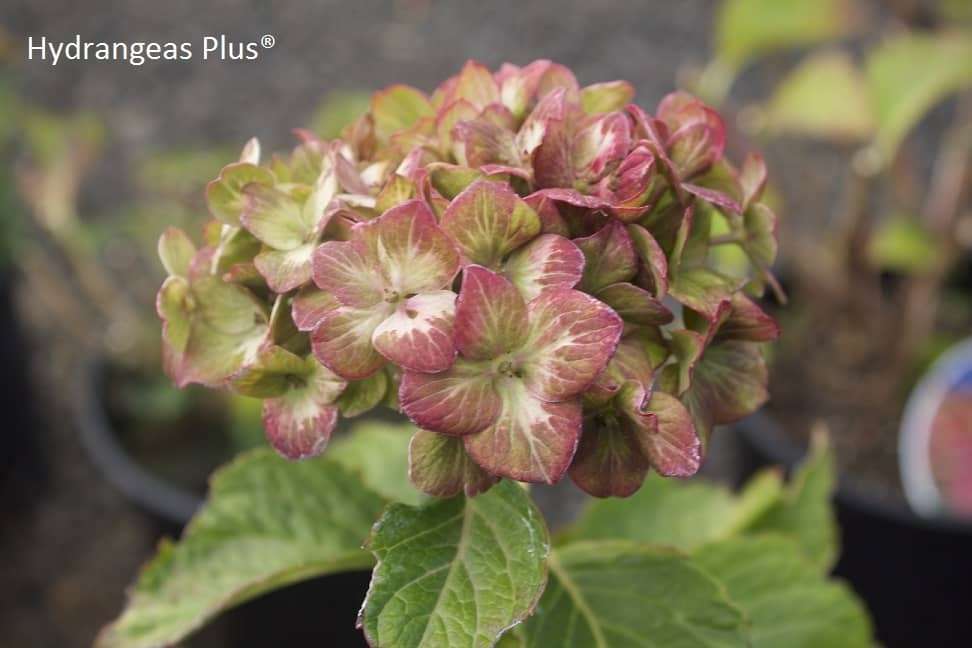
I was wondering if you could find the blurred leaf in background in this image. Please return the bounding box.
[18,109,104,236]
[867,215,941,276]
[744,29,972,171]
[865,32,972,162]
[0,78,25,270]
[227,393,266,452]
[760,49,874,141]
[716,0,859,70]
[309,91,371,139]
[327,417,423,506]
[700,0,860,102]
[136,147,234,198]
[942,0,972,25]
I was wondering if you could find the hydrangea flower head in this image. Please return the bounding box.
[157,60,780,498]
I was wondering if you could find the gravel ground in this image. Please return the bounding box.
[6,0,716,210]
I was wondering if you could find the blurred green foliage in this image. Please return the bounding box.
[136,147,234,197]
[226,393,266,452]
[715,0,857,71]
[708,0,972,168]
[742,26,972,168]
[761,50,874,141]
[309,90,370,139]
[0,77,24,269]
[867,215,940,276]
[942,0,972,25]
[699,0,972,416]
[866,33,972,160]
[700,0,858,103]
[702,0,972,287]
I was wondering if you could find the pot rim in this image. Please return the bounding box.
[74,358,202,525]
[736,411,972,536]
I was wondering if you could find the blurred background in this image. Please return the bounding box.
[0,0,970,646]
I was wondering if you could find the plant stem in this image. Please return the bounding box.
[899,93,972,370]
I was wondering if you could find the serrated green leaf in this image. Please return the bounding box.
[360,480,549,648]
[724,468,785,534]
[694,536,872,647]
[496,628,526,647]
[519,541,748,647]
[866,32,972,160]
[867,215,940,275]
[97,451,386,648]
[762,50,875,141]
[563,472,738,550]
[715,0,858,70]
[565,441,835,568]
[741,433,839,571]
[328,415,425,506]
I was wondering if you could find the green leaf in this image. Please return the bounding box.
[519,541,748,647]
[741,433,839,571]
[564,472,738,550]
[726,468,785,534]
[360,480,549,648]
[867,214,940,275]
[496,629,527,647]
[328,415,425,506]
[715,0,858,70]
[866,32,972,160]
[694,536,872,648]
[565,452,828,562]
[762,50,875,141]
[97,451,386,648]
[310,90,371,139]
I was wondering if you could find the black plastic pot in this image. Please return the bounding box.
[0,271,44,503]
[75,362,376,644]
[187,573,371,647]
[737,412,972,648]
[75,359,203,528]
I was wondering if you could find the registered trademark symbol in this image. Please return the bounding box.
[261,34,276,49]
